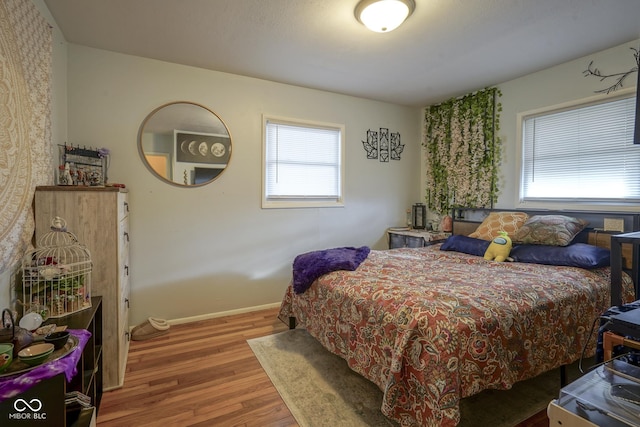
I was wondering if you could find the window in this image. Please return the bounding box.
[520,92,640,203]
[263,116,344,208]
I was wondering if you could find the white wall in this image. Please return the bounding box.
[65,45,422,325]
[498,39,639,210]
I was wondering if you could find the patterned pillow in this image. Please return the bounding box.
[513,215,588,246]
[468,211,530,241]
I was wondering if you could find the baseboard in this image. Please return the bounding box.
[163,302,282,326]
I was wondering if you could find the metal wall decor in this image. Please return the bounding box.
[390,132,403,160]
[363,129,378,159]
[362,128,404,162]
[583,46,639,94]
[379,128,390,161]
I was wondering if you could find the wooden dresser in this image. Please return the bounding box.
[35,186,130,391]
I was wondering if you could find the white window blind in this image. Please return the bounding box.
[521,94,640,202]
[263,117,344,207]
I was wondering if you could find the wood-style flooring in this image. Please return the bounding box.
[96,307,548,426]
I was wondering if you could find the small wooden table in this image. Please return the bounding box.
[387,228,451,249]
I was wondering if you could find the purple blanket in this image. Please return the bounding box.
[292,246,370,294]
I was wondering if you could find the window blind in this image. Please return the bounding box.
[521,95,640,201]
[265,120,342,201]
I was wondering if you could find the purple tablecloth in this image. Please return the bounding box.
[0,329,90,403]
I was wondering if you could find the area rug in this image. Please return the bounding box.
[248,328,579,427]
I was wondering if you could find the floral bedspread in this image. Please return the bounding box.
[278,245,635,427]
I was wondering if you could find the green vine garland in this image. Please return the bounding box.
[423,87,502,215]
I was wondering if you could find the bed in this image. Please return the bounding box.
[278,209,638,426]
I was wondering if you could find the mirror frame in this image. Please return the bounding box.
[138,101,232,187]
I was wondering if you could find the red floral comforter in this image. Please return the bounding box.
[278,245,634,426]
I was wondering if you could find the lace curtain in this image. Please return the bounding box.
[423,88,502,215]
[0,0,53,275]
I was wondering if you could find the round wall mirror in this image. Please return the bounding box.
[138,101,232,186]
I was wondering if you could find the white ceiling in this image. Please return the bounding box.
[44,0,640,107]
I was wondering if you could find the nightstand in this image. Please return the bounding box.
[387,228,450,249]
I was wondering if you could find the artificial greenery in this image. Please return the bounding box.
[423,87,502,215]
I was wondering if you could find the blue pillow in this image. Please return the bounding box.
[440,235,491,257]
[510,243,610,269]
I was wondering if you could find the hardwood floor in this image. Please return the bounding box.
[97,307,549,426]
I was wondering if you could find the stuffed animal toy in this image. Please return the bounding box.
[483,231,512,262]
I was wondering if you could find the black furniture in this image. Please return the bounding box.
[0,296,102,427]
[610,231,640,306]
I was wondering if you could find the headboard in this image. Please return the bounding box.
[451,208,640,271]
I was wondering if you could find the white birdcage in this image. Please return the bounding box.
[22,216,92,318]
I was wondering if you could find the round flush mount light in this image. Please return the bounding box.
[355,0,416,33]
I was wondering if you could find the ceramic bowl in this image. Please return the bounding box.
[0,343,13,373]
[44,331,70,350]
[18,343,54,366]
[19,312,43,331]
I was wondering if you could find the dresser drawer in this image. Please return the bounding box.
[118,192,129,221]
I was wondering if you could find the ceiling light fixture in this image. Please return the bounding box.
[355,0,416,33]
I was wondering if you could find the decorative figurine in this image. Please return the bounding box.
[60,162,73,185]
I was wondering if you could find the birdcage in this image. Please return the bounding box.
[21,216,92,318]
